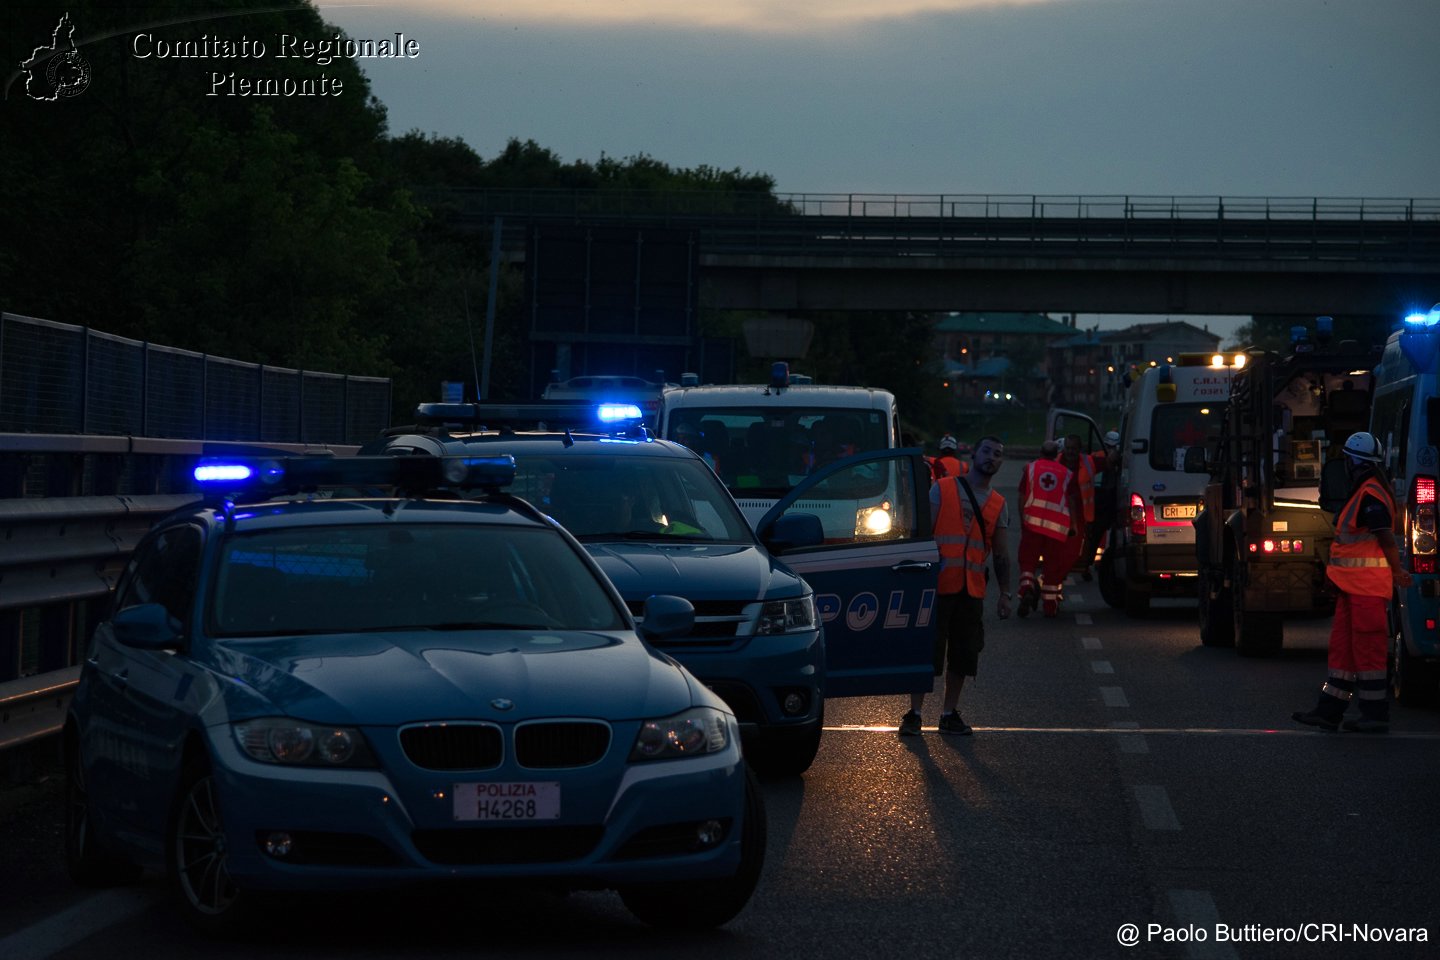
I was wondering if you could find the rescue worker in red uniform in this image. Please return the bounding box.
[899,435,1012,736]
[1059,434,1096,582]
[1293,432,1412,733]
[1016,440,1084,618]
[934,433,968,479]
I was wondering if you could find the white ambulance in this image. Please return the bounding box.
[1050,353,1242,615]
[658,366,902,530]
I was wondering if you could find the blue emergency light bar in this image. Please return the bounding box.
[192,455,516,496]
[1399,303,1440,373]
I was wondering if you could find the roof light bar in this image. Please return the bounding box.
[193,455,516,496]
[414,401,647,434]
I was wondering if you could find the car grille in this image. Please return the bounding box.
[514,721,611,768]
[413,826,605,865]
[627,598,751,645]
[401,723,503,771]
[704,681,765,724]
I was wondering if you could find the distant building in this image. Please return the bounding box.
[933,312,1077,407]
[1047,320,1222,412]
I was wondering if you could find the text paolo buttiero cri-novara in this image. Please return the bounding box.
[130,32,420,98]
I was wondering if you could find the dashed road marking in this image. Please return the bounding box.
[1100,686,1130,707]
[1111,720,1150,754]
[1081,636,1103,650]
[1134,785,1181,830]
[1075,613,1094,625]
[1168,890,1241,960]
[1091,660,1115,674]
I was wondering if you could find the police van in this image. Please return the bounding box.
[1050,354,1240,615]
[658,364,902,529]
[1370,306,1440,704]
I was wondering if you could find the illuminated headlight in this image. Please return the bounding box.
[855,502,893,537]
[755,595,817,635]
[630,707,729,761]
[234,718,377,767]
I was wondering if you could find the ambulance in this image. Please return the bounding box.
[657,364,902,530]
[1050,353,1241,616]
[1370,306,1440,704]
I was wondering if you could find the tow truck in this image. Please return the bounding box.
[1194,318,1380,655]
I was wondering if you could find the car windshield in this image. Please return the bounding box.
[210,523,626,637]
[666,406,890,498]
[506,453,755,542]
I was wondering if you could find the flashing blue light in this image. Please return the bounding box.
[596,403,644,423]
[1403,304,1440,329]
[195,463,255,484]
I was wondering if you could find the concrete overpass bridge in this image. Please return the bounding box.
[445,191,1440,318]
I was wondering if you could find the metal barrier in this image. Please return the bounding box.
[0,434,362,752]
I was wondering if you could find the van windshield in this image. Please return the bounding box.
[1150,403,1224,472]
[666,406,890,497]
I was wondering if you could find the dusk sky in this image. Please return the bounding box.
[317,0,1440,342]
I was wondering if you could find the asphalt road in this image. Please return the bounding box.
[4,460,1438,959]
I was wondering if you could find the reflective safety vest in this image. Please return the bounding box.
[1021,458,1074,541]
[935,454,967,478]
[936,477,1004,597]
[1327,477,1397,598]
[1077,455,1095,524]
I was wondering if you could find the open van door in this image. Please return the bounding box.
[757,448,935,697]
[1046,408,1106,455]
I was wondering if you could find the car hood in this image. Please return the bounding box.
[212,631,694,725]
[583,541,805,602]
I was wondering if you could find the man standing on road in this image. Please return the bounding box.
[900,435,1013,737]
[1293,432,1412,734]
[1016,440,1082,618]
[934,434,968,479]
[1058,434,1096,584]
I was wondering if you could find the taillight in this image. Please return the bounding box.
[1129,493,1147,539]
[1412,475,1437,573]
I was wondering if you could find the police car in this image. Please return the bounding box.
[64,455,763,933]
[365,402,939,776]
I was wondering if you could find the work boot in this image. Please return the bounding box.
[1017,584,1034,619]
[1291,710,1340,732]
[1342,718,1390,734]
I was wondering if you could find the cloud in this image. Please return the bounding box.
[319,0,1063,33]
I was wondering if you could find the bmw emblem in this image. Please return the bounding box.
[491,698,514,711]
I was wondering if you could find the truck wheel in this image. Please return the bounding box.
[1198,571,1234,648]
[1391,619,1440,706]
[1234,603,1282,657]
[1122,580,1150,617]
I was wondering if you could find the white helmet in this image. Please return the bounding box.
[939,434,958,452]
[1103,430,1121,447]
[1342,431,1383,463]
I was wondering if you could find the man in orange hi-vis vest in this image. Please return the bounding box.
[1293,432,1412,734]
[1016,440,1084,618]
[898,435,1012,737]
[1059,434,1096,579]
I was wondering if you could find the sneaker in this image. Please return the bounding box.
[1342,718,1390,734]
[898,710,922,737]
[1292,710,1340,732]
[937,712,972,736]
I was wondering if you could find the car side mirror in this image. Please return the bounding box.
[112,603,183,649]
[761,513,825,554]
[1319,459,1349,513]
[1182,447,1208,474]
[638,595,695,642]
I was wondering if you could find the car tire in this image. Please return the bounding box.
[1390,613,1440,706]
[1122,579,1150,618]
[1198,569,1235,648]
[1097,547,1123,609]
[168,757,260,936]
[619,764,767,929]
[1234,602,1282,658]
[65,730,143,887]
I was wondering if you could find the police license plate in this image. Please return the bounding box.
[453,782,561,821]
[1161,503,1198,520]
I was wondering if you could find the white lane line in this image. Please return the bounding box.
[1091,660,1115,674]
[1134,785,1181,831]
[1168,890,1241,960]
[827,725,1440,739]
[1075,613,1094,625]
[1100,686,1130,707]
[1068,594,1085,603]
[1081,636,1103,650]
[0,888,163,960]
[1110,721,1150,754]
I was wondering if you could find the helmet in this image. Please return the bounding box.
[1103,430,1121,447]
[939,434,958,452]
[1342,431,1383,463]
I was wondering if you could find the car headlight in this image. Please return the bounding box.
[234,718,378,768]
[754,594,817,635]
[855,502,893,537]
[630,707,729,761]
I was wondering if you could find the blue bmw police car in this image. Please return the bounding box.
[64,455,764,933]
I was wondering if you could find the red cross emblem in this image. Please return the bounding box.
[1038,469,1058,492]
